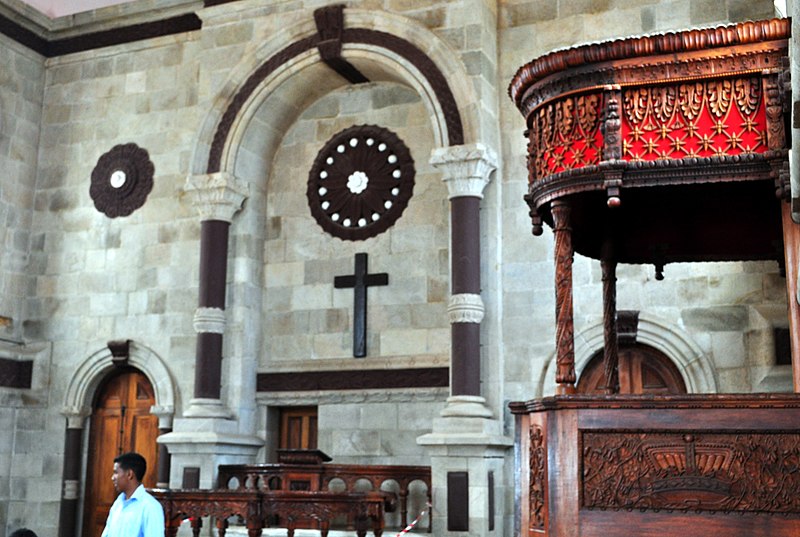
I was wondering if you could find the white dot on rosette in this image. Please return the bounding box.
[337,145,345,153]
[388,155,397,164]
[358,218,367,227]
[384,200,393,209]
[392,170,401,179]
[332,213,340,221]
[321,201,330,210]
[320,170,328,179]
[326,156,334,165]
[349,138,358,147]
[371,213,380,221]
[318,187,327,196]
[391,187,399,196]
[343,218,351,227]
[366,138,374,146]
[378,143,386,152]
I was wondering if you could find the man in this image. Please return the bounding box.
[101,452,165,537]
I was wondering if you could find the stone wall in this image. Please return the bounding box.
[0,0,792,535]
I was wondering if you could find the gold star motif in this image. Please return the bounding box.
[668,134,687,154]
[644,137,659,154]
[741,117,759,132]
[713,120,726,135]
[658,123,671,139]
[631,125,645,141]
[684,121,699,137]
[712,147,728,158]
[700,134,714,151]
[726,131,743,151]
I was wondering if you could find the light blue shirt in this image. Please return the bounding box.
[101,484,165,537]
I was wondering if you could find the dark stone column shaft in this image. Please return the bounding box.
[450,196,481,397]
[58,427,83,537]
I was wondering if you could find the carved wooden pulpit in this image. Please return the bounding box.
[509,18,800,537]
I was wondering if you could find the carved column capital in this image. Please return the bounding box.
[185,172,249,222]
[193,307,226,334]
[430,143,498,199]
[60,405,91,429]
[447,293,485,324]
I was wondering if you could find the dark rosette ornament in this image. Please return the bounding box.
[90,143,155,218]
[307,124,415,241]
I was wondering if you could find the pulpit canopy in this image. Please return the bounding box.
[510,18,790,267]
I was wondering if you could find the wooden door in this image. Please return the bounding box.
[83,370,159,537]
[279,406,318,450]
[577,344,687,394]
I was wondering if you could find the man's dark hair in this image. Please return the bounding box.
[10,529,38,537]
[114,452,147,482]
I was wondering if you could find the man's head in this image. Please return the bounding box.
[10,529,38,537]
[112,452,147,496]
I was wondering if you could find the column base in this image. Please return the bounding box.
[158,400,262,488]
[183,397,234,418]
[417,397,512,536]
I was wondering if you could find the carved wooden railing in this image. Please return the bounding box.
[218,461,432,533]
[151,488,395,537]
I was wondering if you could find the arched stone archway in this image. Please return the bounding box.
[188,6,477,178]
[539,312,717,396]
[62,341,175,423]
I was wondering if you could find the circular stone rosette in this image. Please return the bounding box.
[90,143,155,218]
[307,125,415,241]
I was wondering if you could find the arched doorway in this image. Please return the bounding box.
[82,369,159,537]
[577,344,687,394]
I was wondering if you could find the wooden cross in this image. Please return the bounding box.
[334,253,388,358]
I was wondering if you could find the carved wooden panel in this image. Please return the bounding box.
[529,93,604,180]
[529,424,547,531]
[581,431,800,514]
[621,77,767,162]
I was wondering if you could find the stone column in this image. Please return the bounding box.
[183,171,248,417]
[151,405,174,488]
[158,172,261,489]
[419,144,511,536]
[429,143,497,416]
[58,408,90,537]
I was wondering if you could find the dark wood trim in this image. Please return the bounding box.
[0,12,48,55]
[0,357,33,388]
[257,367,449,392]
[314,5,369,84]
[0,12,201,58]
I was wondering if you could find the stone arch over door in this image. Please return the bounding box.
[63,342,176,420]
[539,313,717,396]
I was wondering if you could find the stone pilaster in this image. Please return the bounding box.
[420,144,511,536]
[158,172,261,489]
[184,172,247,416]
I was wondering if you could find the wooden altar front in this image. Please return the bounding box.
[508,18,800,537]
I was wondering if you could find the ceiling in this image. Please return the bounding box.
[18,0,137,17]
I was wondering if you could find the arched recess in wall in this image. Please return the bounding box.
[188,7,476,178]
[62,341,176,423]
[538,313,717,396]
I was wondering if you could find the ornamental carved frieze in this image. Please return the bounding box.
[529,424,546,530]
[581,431,800,514]
[621,77,767,162]
[529,93,604,180]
